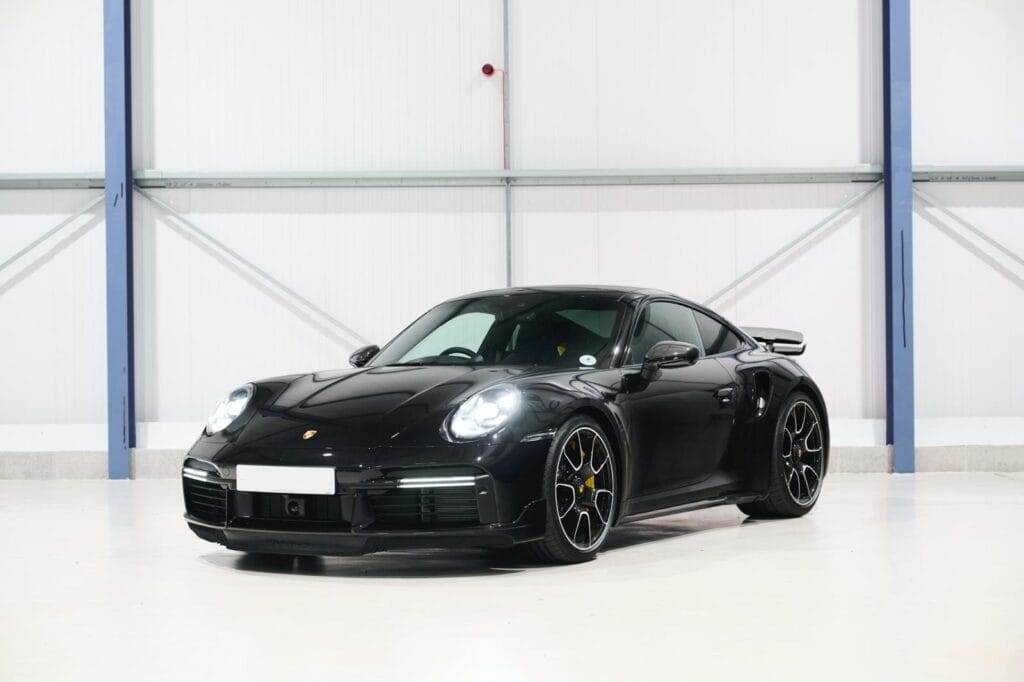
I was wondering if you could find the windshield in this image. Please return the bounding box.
[371,292,627,368]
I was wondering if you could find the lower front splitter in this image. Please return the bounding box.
[187,513,545,557]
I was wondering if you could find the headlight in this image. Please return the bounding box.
[205,383,254,435]
[448,384,521,440]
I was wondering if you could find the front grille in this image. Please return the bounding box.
[250,493,344,523]
[183,478,228,524]
[369,486,480,528]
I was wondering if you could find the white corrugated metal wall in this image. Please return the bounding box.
[512,0,886,453]
[911,0,1024,452]
[0,0,106,455]
[0,0,1021,470]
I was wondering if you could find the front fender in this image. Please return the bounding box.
[511,369,633,522]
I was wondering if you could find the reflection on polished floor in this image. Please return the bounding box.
[1,473,1022,681]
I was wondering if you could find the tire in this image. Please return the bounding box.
[528,416,617,564]
[739,391,826,519]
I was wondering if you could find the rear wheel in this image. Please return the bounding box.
[739,392,826,519]
[529,416,617,564]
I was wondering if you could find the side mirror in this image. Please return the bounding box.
[349,344,380,368]
[641,341,700,379]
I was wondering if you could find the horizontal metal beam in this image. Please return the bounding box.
[4,166,1024,190]
[912,165,1024,183]
[136,169,509,189]
[0,173,104,189]
[133,167,884,188]
[514,167,886,186]
[129,165,1024,187]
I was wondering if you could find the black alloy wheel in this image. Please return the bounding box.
[738,392,826,519]
[530,416,616,563]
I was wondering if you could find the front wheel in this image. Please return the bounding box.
[739,392,826,519]
[528,416,617,564]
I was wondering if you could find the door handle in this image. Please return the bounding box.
[715,387,735,404]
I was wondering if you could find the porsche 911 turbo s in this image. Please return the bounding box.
[183,286,828,563]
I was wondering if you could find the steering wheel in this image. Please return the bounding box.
[440,346,482,361]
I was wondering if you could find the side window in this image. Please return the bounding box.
[626,302,705,364]
[693,309,743,355]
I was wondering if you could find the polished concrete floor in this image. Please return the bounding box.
[1,473,1021,681]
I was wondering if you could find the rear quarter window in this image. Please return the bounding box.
[693,310,744,355]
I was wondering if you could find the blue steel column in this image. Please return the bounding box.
[103,0,135,479]
[882,0,914,473]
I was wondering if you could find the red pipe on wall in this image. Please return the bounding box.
[481,63,509,170]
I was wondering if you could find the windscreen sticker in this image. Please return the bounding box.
[579,354,597,367]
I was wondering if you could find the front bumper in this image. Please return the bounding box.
[187,512,545,556]
[182,459,548,556]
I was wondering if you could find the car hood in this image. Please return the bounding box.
[231,364,531,450]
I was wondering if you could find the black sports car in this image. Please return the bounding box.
[183,286,828,563]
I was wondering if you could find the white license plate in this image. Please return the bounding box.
[236,465,335,495]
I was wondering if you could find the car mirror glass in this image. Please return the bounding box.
[641,341,699,379]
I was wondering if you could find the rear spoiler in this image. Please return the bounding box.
[744,327,805,356]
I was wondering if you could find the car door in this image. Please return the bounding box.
[692,307,754,482]
[618,300,737,505]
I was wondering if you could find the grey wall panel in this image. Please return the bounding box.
[913,0,1024,165]
[514,184,886,426]
[0,191,107,424]
[910,3,1024,445]
[131,0,503,172]
[913,183,1024,422]
[513,0,882,169]
[0,0,103,172]
[133,187,505,423]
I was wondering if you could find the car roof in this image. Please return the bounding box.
[446,285,680,303]
[446,286,717,312]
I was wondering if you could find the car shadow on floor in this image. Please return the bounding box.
[201,509,764,579]
[602,512,758,553]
